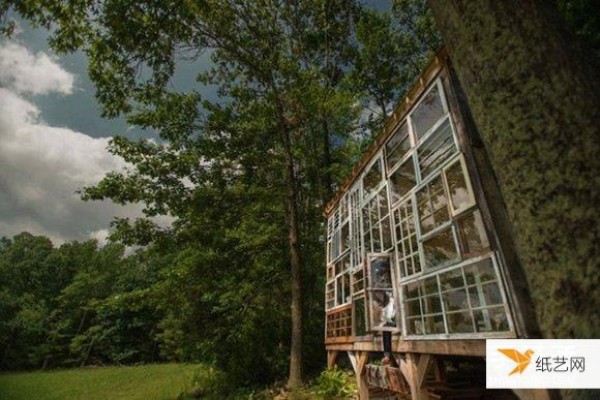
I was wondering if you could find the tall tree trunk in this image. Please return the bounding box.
[427,0,600,343]
[274,95,304,389]
[284,134,303,389]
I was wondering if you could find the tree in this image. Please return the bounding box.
[427,0,600,340]
[1,0,438,386]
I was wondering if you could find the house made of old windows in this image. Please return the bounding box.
[324,49,548,400]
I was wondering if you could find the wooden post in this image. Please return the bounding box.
[401,353,429,400]
[356,351,370,400]
[327,350,339,369]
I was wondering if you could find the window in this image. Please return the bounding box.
[416,173,450,234]
[417,118,457,180]
[362,185,393,254]
[457,210,490,257]
[410,83,446,141]
[385,123,412,171]
[389,158,416,205]
[366,254,399,332]
[363,157,384,198]
[443,156,475,215]
[393,198,421,278]
[422,225,460,270]
[402,255,511,337]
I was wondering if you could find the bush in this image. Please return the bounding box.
[313,367,356,399]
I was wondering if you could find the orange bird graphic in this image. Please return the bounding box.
[498,349,535,375]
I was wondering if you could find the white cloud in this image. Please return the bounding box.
[0,40,147,244]
[0,41,74,95]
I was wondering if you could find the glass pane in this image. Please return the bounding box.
[423,227,459,269]
[439,268,465,291]
[422,294,442,314]
[447,311,474,333]
[389,158,416,204]
[354,297,367,336]
[416,174,450,234]
[459,210,490,256]
[424,314,445,334]
[423,276,439,295]
[369,256,392,289]
[336,277,344,305]
[446,159,473,212]
[411,84,445,140]
[405,282,422,300]
[474,306,509,332]
[406,299,421,317]
[407,317,424,335]
[326,282,335,309]
[341,223,350,253]
[343,273,351,303]
[443,288,469,312]
[381,216,392,250]
[386,123,411,169]
[370,290,397,329]
[378,187,389,217]
[353,269,365,293]
[417,119,457,178]
[464,258,497,285]
[469,281,503,307]
[363,158,383,197]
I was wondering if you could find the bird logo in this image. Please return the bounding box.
[498,348,535,375]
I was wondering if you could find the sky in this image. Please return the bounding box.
[0,20,214,245]
[0,2,390,246]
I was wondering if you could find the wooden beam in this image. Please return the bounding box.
[330,338,487,356]
[416,354,432,389]
[327,350,339,369]
[347,351,358,374]
[403,353,429,400]
[356,351,370,400]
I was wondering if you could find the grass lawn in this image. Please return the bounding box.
[0,363,208,400]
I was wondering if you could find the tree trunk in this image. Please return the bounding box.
[274,95,304,389]
[284,134,303,389]
[427,0,600,342]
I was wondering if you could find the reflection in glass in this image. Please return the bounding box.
[363,158,383,197]
[389,158,416,204]
[458,210,490,256]
[369,289,397,330]
[411,85,445,140]
[447,311,474,333]
[424,314,445,334]
[423,227,459,269]
[370,256,393,289]
[443,289,469,311]
[446,159,473,212]
[386,123,411,169]
[464,258,496,285]
[474,306,509,332]
[417,174,450,234]
[469,281,502,308]
[417,119,456,179]
[354,296,367,336]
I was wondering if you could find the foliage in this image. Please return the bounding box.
[313,367,356,399]
[0,0,438,388]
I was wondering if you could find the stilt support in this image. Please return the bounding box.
[327,350,339,369]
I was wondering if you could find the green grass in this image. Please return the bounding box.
[0,363,208,400]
